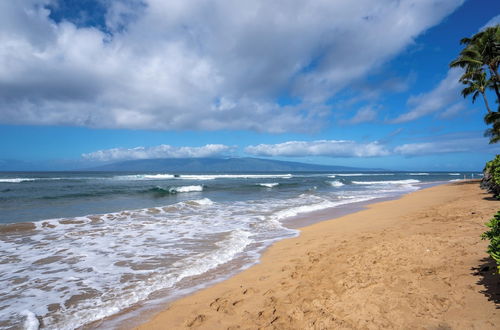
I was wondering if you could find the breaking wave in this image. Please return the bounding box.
[352,179,420,185]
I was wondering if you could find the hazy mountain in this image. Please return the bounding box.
[86,157,379,172]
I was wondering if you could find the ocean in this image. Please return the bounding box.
[0,171,479,329]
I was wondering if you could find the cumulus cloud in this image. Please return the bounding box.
[245,133,499,158]
[0,0,464,132]
[391,68,465,123]
[245,140,390,158]
[82,144,233,162]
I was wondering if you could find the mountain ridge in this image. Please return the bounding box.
[85,157,382,172]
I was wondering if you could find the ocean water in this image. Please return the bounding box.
[0,171,479,329]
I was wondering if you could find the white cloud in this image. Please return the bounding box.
[246,133,500,158]
[83,132,499,162]
[394,133,500,156]
[438,102,466,119]
[391,68,465,123]
[82,144,233,162]
[0,0,464,132]
[345,106,378,124]
[480,14,500,31]
[245,140,390,158]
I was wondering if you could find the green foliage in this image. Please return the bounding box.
[484,155,500,186]
[450,25,500,143]
[482,211,500,271]
[484,113,500,144]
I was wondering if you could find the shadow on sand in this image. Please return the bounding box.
[472,257,500,308]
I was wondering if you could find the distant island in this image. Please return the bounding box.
[85,157,381,172]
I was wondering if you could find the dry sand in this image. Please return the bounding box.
[136,181,500,329]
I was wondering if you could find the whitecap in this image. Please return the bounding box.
[169,185,204,193]
[0,178,36,183]
[352,179,420,185]
[114,174,175,180]
[333,173,394,176]
[327,180,344,187]
[258,183,279,188]
[178,174,292,180]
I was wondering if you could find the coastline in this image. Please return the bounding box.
[133,181,499,329]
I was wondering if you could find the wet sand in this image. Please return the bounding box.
[136,181,500,329]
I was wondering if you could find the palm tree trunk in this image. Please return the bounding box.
[482,91,492,113]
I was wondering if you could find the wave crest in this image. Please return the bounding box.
[327,180,344,187]
[258,183,279,188]
[352,179,420,185]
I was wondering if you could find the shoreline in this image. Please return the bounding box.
[97,181,434,329]
[94,183,421,329]
[133,181,499,329]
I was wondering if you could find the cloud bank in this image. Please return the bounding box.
[82,144,232,162]
[84,132,498,162]
[0,0,464,132]
[245,140,391,157]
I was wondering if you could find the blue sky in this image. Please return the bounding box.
[0,0,499,171]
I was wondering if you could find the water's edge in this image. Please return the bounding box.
[100,181,446,330]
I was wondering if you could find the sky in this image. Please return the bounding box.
[1,0,500,171]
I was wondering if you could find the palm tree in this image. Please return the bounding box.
[451,25,500,144]
[450,25,500,103]
[460,71,492,113]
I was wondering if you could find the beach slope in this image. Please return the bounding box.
[137,181,499,329]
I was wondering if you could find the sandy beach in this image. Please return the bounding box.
[135,181,499,329]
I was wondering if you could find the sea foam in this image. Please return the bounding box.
[333,173,395,177]
[169,185,204,193]
[258,183,279,188]
[327,180,344,187]
[352,179,420,185]
[0,178,36,183]
[178,174,293,180]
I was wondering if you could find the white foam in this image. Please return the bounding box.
[114,174,175,180]
[0,177,72,183]
[352,179,420,185]
[449,179,463,182]
[333,173,394,176]
[191,198,214,205]
[328,180,344,187]
[0,178,36,183]
[178,174,292,180]
[272,193,398,221]
[448,173,461,176]
[144,174,176,179]
[274,200,337,220]
[258,183,279,188]
[20,310,39,330]
[169,185,204,193]
[409,173,429,175]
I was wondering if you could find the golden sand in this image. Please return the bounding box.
[136,181,499,329]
